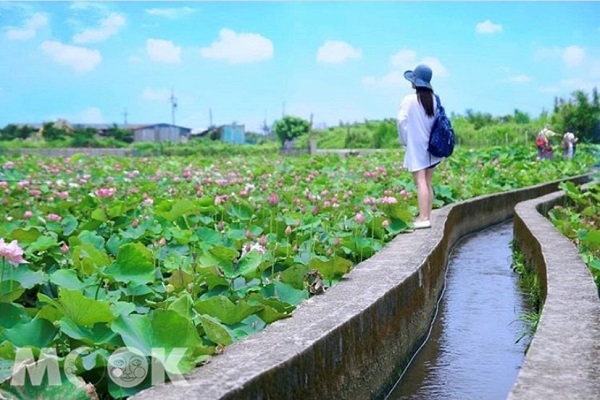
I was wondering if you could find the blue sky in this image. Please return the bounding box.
[1,1,599,132]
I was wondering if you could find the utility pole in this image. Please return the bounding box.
[122,108,128,126]
[169,89,177,126]
[209,108,213,128]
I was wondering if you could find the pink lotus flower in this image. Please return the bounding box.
[382,220,390,228]
[23,211,33,219]
[17,180,30,190]
[380,196,398,205]
[285,225,292,236]
[268,193,279,206]
[363,197,376,205]
[47,213,61,222]
[60,243,69,254]
[94,188,116,198]
[3,161,15,169]
[0,238,27,267]
[354,213,365,224]
[258,235,267,247]
[54,191,69,200]
[241,242,266,257]
[143,198,154,206]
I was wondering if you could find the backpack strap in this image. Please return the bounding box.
[434,94,442,112]
[430,94,442,164]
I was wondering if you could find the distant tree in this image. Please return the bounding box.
[372,120,397,149]
[71,127,97,147]
[41,122,68,141]
[0,124,37,141]
[513,109,531,124]
[106,124,133,143]
[551,88,600,142]
[273,115,311,146]
[465,109,495,129]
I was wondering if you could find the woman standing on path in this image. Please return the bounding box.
[397,64,444,229]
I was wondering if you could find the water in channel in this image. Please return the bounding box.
[386,220,531,400]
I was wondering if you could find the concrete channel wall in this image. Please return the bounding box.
[508,186,600,400]
[134,174,592,400]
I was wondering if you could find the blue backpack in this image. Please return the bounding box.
[428,95,455,158]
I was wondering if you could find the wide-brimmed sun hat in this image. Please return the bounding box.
[404,64,433,90]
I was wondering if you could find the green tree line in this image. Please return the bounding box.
[292,88,600,149]
[3,88,599,150]
[0,123,133,147]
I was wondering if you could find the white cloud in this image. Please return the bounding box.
[562,45,585,68]
[539,86,560,94]
[200,28,273,64]
[504,75,532,83]
[146,38,182,63]
[388,51,447,77]
[72,13,125,44]
[420,57,448,77]
[129,56,142,63]
[79,107,104,123]
[69,2,108,12]
[560,77,599,92]
[476,20,503,34]
[361,70,414,90]
[380,70,405,87]
[365,54,447,90]
[316,40,361,64]
[5,13,48,40]
[40,41,101,73]
[141,88,171,101]
[362,76,377,87]
[589,61,600,79]
[145,7,196,19]
[390,50,417,68]
[534,46,562,62]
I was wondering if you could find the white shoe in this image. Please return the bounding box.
[413,220,431,229]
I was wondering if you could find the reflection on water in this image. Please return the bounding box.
[386,221,530,400]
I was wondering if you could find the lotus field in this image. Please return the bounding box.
[0,146,596,399]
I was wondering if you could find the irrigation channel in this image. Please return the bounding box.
[384,220,531,400]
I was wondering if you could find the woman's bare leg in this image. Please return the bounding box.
[412,169,431,221]
[425,167,435,218]
[411,167,436,221]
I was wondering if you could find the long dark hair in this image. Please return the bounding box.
[416,87,435,117]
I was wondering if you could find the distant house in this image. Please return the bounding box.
[221,124,245,144]
[192,124,246,144]
[133,123,191,143]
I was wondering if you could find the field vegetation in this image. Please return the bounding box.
[0,88,598,399]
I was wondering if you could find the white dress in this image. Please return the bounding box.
[397,94,444,172]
